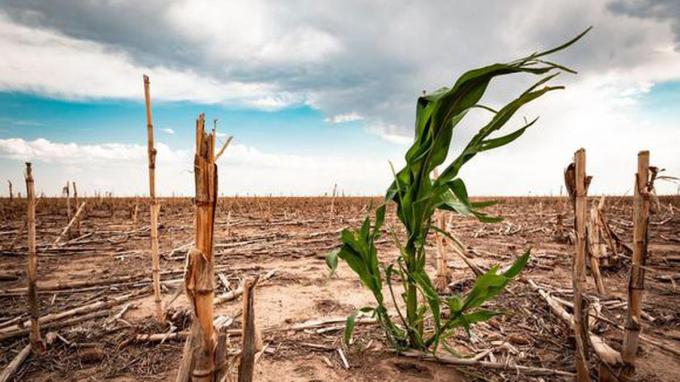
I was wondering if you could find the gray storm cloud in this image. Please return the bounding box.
[608,0,680,50]
[0,0,675,138]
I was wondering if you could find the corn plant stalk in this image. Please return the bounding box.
[622,150,651,370]
[8,180,12,201]
[432,169,451,293]
[24,162,43,351]
[184,114,218,381]
[143,74,163,323]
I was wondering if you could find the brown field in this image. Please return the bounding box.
[1,195,679,381]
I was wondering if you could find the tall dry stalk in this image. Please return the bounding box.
[24,163,43,351]
[143,74,163,323]
[8,180,12,201]
[238,276,260,382]
[622,150,652,371]
[72,181,80,236]
[132,197,139,225]
[63,182,71,223]
[328,183,337,228]
[185,113,218,381]
[175,322,199,382]
[565,148,591,381]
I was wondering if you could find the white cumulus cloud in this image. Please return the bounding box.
[0,138,187,164]
[324,112,364,124]
[0,137,396,196]
[0,14,298,109]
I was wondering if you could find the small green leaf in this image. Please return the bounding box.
[446,295,463,314]
[471,212,503,223]
[471,200,499,209]
[462,310,501,325]
[456,310,501,336]
[344,311,358,346]
[374,204,386,232]
[325,249,339,276]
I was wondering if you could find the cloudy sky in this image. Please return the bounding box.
[0,0,678,197]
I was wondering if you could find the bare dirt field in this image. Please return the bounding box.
[1,196,679,381]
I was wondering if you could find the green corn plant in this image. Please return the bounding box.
[327,28,590,351]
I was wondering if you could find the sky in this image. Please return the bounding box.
[0,0,678,197]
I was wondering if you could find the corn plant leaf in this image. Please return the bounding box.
[461,267,507,311]
[341,229,365,258]
[337,246,373,291]
[325,249,339,276]
[448,310,501,336]
[436,178,503,223]
[502,250,531,278]
[374,204,386,232]
[446,295,463,314]
[360,216,370,243]
[344,311,358,346]
[462,251,531,311]
[471,212,504,224]
[471,200,499,209]
[478,124,533,152]
[436,85,564,185]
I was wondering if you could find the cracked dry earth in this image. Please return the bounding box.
[0,196,679,381]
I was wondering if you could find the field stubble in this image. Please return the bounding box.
[0,195,679,381]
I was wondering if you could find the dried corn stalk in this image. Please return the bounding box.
[593,197,621,267]
[622,151,653,372]
[184,114,218,381]
[564,149,591,382]
[25,163,43,351]
[238,276,260,382]
[72,181,80,236]
[586,198,607,294]
[143,74,163,323]
[433,212,451,293]
[63,182,71,224]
